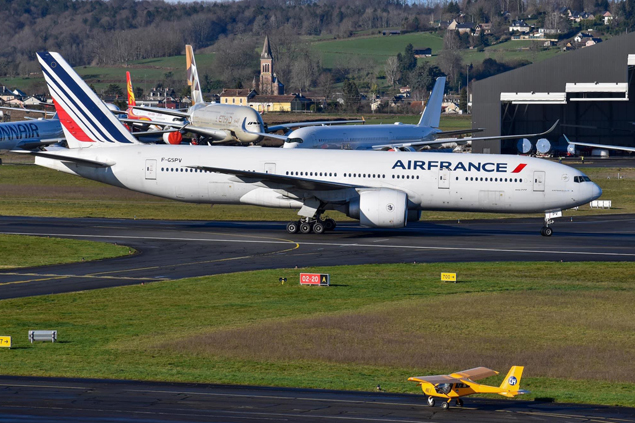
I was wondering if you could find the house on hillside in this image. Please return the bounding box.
[509,20,531,33]
[413,48,432,57]
[604,11,613,25]
[220,89,257,106]
[574,32,592,43]
[475,23,492,35]
[585,37,602,47]
[23,96,45,106]
[456,22,475,34]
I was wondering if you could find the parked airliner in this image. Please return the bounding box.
[0,115,64,153]
[244,77,558,151]
[27,52,601,236]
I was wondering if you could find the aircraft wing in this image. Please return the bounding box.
[123,118,228,141]
[565,136,635,153]
[450,367,499,381]
[408,375,463,385]
[187,166,361,192]
[434,128,484,137]
[12,150,115,167]
[131,106,191,119]
[267,119,365,133]
[17,138,65,150]
[371,120,559,151]
[0,106,56,116]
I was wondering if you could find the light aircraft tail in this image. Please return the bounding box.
[418,76,446,128]
[126,71,136,107]
[37,52,140,149]
[499,366,526,396]
[186,45,204,106]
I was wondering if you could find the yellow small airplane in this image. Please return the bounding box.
[408,366,529,409]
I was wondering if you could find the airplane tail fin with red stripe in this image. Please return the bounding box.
[37,52,140,149]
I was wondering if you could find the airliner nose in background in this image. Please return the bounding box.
[25,51,602,237]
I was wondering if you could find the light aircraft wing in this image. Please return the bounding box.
[187,165,361,192]
[371,120,559,151]
[267,119,365,133]
[131,106,191,119]
[408,375,463,384]
[12,150,115,167]
[565,135,635,153]
[450,367,499,381]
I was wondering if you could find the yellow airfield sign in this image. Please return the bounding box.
[441,273,457,283]
[0,336,11,348]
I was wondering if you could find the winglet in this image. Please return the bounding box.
[419,76,446,128]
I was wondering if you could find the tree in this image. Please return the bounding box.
[384,56,401,87]
[399,43,417,74]
[343,79,360,112]
[134,86,144,100]
[104,84,123,97]
[459,87,467,113]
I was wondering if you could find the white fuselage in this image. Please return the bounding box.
[283,124,441,150]
[35,146,601,219]
[190,104,265,143]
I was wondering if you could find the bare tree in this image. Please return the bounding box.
[384,56,401,87]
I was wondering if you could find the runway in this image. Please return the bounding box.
[1,213,635,299]
[0,375,634,423]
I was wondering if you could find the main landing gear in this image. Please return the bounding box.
[541,211,562,237]
[426,397,463,409]
[286,217,336,235]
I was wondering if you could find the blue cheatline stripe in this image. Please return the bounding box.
[43,67,108,143]
[39,53,132,144]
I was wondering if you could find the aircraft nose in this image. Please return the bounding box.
[591,183,602,201]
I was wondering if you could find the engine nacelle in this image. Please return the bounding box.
[407,209,421,222]
[163,132,183,145]
[348,189,408,228]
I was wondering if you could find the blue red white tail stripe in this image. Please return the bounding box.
[37,52,139,148]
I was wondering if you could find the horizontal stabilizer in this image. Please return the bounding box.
[565,134,635,153]
[13,150,114,167]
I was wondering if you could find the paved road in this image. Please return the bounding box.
[0,376,633,423]
[1,214,635,299]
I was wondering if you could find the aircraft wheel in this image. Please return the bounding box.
[299,222,313,234]
[286,221,299,234]
[541,226,553,237]
[442,401,450,410]
[313,222,325,234]
[324,218,336,231]
[427,397,435,407]
[456,399,463,407]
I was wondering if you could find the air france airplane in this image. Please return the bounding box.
[27,52,602,237]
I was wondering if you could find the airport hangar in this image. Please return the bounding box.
[471,31,635,155]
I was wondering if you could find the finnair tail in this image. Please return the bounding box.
[126,71,136,107]
[418,76,446,128]
[37,52,140,148]
[186,45,205,106]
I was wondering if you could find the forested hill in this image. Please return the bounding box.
[0,0,434,76]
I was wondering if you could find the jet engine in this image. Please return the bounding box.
[347,189,408,228]
[164,132,183,145]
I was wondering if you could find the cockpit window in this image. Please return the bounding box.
[574,176,592,183]
[285,137,303,144]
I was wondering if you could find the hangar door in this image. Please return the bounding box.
[533,171,545,192]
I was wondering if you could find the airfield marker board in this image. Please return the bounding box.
[0,336,11,348]
[441,272,457,283]
[300,273,330,286]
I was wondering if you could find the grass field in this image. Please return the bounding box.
[0,234,132,269]
[1,156,633,222]
[1,262,634,406]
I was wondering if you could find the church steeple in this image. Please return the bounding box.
[261,35,273,59]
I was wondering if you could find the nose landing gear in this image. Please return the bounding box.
[541,210,562,237]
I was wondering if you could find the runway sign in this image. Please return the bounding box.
[441,272,457,283]
[300,273,330,286]
[0,336,11,348]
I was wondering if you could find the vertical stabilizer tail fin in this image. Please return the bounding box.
[500,366,524,393]
[186,45,205,106]
[126,71,136,107]
[419,76,446,128]
[37,51,140,149]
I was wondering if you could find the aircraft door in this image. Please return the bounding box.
[438,169,450,189]
[533,171,545,192]
[145,159,157,180]
[264,163,276,174]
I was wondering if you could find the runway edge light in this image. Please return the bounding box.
[441,272,457,283]
[300,273,330,286]
[0,336,11,348]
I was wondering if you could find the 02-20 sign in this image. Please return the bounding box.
[300,273,330,286]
